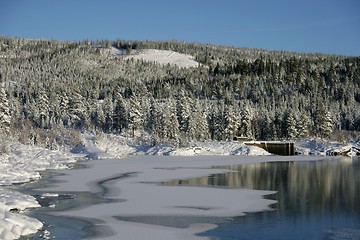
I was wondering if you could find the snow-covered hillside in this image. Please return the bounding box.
[123,49,201,68]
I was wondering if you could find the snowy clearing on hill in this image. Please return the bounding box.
[123,49,201,68]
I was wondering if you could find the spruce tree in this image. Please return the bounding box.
[69,91,87,129]
[103,97,114,133]
[319,111,333,138]
[35,86,49,128]
[240,107,252,139]
[176,90,191,134]
[113,93,128,133]
[59,92,70,126]
[166,100,180,145]
[223,105,238,141]
[0,87,11,138]
[128,94,144,137]
[285,112,298,139]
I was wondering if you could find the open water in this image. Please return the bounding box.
[165,157,360,240]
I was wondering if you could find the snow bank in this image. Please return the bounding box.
[170,141,271,156]
[0,188,43,240]
[86,134,271,160]
[295,139,359,156]
[0,141,77,239]
[0,141,76,185]
[124,49,201,68]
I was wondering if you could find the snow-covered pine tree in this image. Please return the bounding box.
[212,101,226,141]
[128,94,144,137]
[102,96,114,133]
[272,111,284,139]
[319,111,333,138]
[59,92,70,126]
[316,103,334,138]
[196,102,210,140]
[146,97,156,132]
[47,92,60,128]
[35,86,49,128]
[187,112,197,141]
[285,111,298,139]
[240,106,253,139]
[176,90,191,134]
[223,105,238,141]
[0,87,11,138]
[92,101,105,131]
[148,100,163,143]
[69,91,87,129]
[297,113,311,138]
[166,100,180,145]
[258,110,273,140]
[188,100,209,141]
[113,93,128,133]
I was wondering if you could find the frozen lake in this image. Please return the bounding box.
[19,155,360,239]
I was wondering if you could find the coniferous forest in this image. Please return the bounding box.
[0,36,359,148]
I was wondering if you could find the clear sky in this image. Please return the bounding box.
[1,0,359,56]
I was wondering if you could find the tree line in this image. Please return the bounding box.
[0,36,359,148]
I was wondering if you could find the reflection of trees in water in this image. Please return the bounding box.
[164,158,360,216]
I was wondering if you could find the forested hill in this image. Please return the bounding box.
[0,36,359,147]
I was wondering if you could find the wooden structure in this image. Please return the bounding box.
[245,141,295,156]
[233,136,253,142]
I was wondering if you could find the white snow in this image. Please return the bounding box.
[124,49,201,68]
[86,133,271,159]
[0,141,76,186]
[295,139,358,156]
[0,188,43,240]
[0,141,77,240]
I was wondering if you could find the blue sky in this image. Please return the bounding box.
[1,0,359,56]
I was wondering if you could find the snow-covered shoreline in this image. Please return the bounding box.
[0,135,358,240]
[0,141,77,240]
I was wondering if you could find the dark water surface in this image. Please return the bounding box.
[166,157,360,240]
[15,165,104,240]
